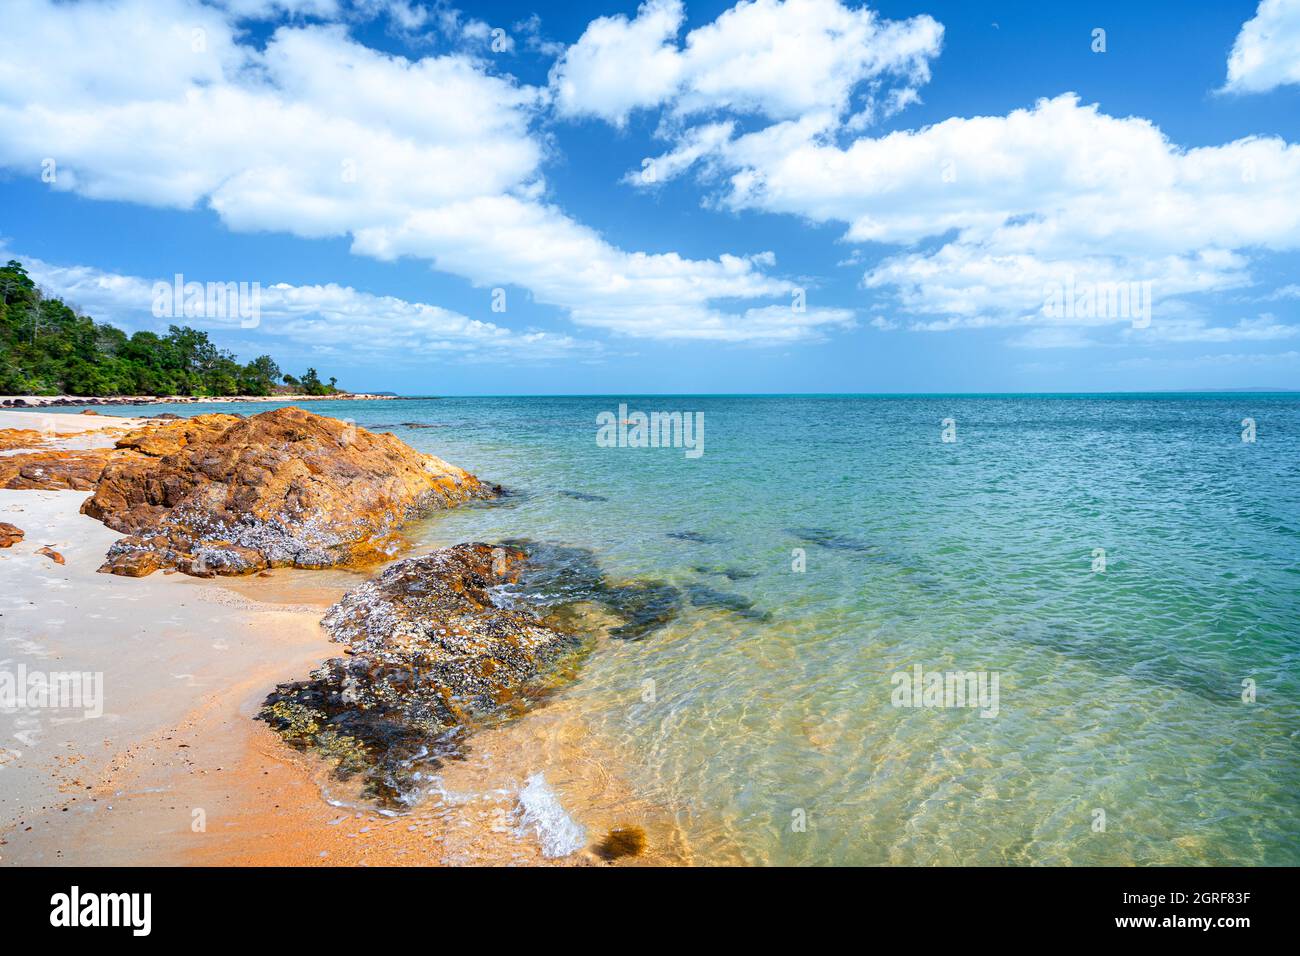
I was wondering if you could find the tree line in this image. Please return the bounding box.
[0,259,340,397]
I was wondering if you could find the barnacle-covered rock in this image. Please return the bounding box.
[260,543,585,805]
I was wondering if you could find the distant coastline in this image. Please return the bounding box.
[0,392,399,408]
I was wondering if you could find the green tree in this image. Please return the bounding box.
[0,259,344,398]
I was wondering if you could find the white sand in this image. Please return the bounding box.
[0,409,147,434]
[0,409,148,457]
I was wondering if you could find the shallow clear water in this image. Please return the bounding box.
[60,394,1300,864]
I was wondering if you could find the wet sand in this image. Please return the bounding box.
[0,487,336,864]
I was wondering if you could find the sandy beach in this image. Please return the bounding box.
[0,409,675,866]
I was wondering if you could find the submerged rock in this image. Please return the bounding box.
[595,825,647,860]
[691,563,758,581]
[81,407,494,577]
[684,584,772,622]
[498,539,683,642]
[259,543,585,805]
[788,526,880,553]
[666,530,721,544]
[559,489,609,502]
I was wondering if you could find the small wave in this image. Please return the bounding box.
[515,772,586,858]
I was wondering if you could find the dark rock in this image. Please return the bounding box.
[595,825,647,860]
[560,490,609,502]
[788,526,879,553]
[260,543,585,805]
[691,564,758,581]
[666,530,721,544]
[684,584,771,622]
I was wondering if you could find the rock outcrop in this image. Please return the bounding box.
[80,407,493,577]
[0,522,23,548]
[0,447,123,491]
[260,543,584,804]
[0,428,48,452]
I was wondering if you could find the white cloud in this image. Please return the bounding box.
[16,252,598,363]
[550,0,689,126]
[551,0,942,128]
[0,0,827,345]
[221,0,341,18]
[1112,350,1300,370]
[352,194,853,342]
[1125,314,1300,344]
[669,93,1300,336]
[514,14,566,58]
[1224,0,1300,93]
[866,246,1252,328]
[625,121,736,187]
[722,95,1300,252]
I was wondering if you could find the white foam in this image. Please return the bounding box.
[515,772,586,858]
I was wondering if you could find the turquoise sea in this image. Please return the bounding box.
[55,394,1300,865]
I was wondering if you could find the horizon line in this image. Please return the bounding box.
[350,388,1300,399]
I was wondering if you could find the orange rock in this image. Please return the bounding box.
[83,407,493,577]
[36,545,65,565]
[97,549,161,577]
[0,428,48,451]
[0,522,23,548]
[0,447,125,490]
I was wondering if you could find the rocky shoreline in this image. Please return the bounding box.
[0,405,659,862]
[0,392,398,408]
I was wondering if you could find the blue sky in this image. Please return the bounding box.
[1,0,1298,394]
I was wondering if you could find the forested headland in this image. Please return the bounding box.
[0,260,341,397]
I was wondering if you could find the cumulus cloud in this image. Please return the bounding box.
[551,0,942,127]
[550,0,1299,349]
[1223,0,1300,93]
[687,94,1300,335]
[220,0,341,18]
[351,193,854,342]
[16,252,598,363]
[0,0,828,345]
